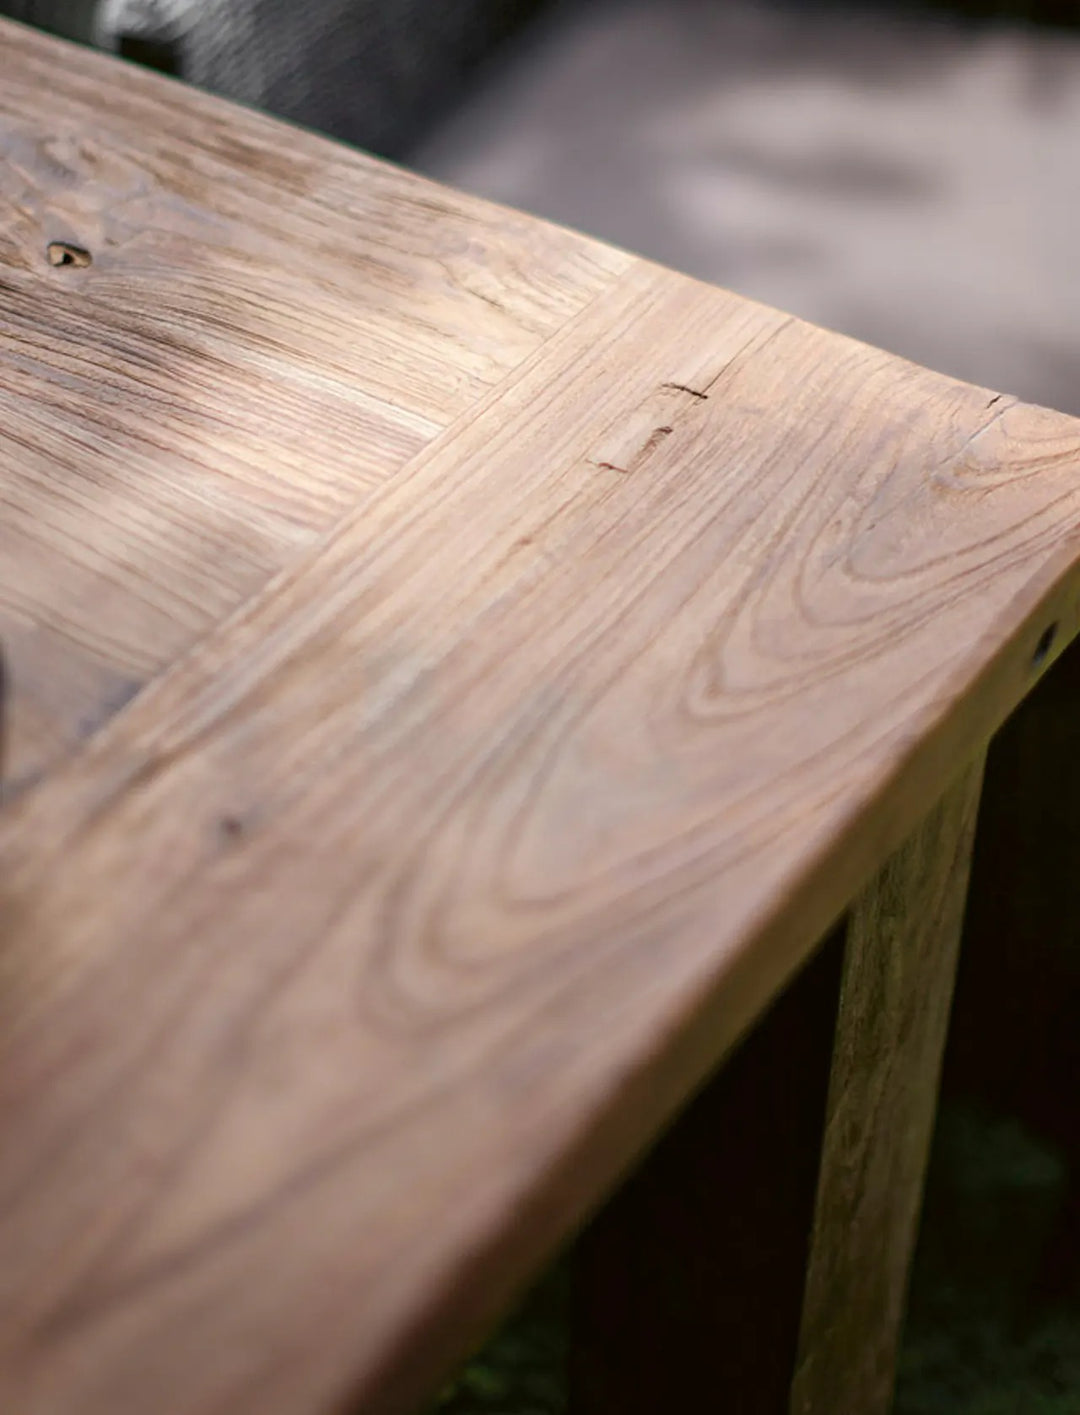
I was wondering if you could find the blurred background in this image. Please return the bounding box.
[3,0,1079,1410]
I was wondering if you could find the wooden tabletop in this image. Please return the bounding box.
[3,19,1080,1415]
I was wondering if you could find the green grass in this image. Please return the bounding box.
[897,1105,1080,1415]
[434,1267,569,1415]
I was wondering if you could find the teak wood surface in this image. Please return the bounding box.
[3,18,1080,1415]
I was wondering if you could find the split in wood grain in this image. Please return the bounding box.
[45,241,92,268]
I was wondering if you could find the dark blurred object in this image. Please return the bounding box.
[936,0,1080,28]
[945,634,1080,1307]
[1,0,96,41]
[5,0,1080,165]
[1,0,552,159]
[573,927,845,1415]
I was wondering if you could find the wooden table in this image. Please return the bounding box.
[2,18,1079,1415]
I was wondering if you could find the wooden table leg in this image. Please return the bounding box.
[572,756,985,1415]
[571,923,846,1415]
[791,752,986,1415]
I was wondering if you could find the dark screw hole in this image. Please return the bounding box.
[46,242,92,269]
[1033,622,1058,668]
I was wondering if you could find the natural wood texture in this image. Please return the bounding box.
[791,754,986,1415]
[4,21,1080,1415]
[572,924,846,1415]
[0,19,628,791]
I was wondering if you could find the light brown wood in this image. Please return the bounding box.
[791,753,986,1415]
[0,19,628,792]
[4,20,1080,1415]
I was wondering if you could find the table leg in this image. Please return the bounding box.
[791,753,986,1415]
[570,924,846,1415]
[571,758,985,1415]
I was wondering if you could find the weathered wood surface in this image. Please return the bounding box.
[0,19,627,791]
[4,18,1080,1415]
[791,755,986,1415]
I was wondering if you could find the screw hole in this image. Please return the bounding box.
[1033,622,1058,668]
[47,242,92,269]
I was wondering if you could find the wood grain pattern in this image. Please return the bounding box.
[3,253,1080,1414]
[791,754,986,1415]
[4,23,1080,1415]
[0,18,628,789]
